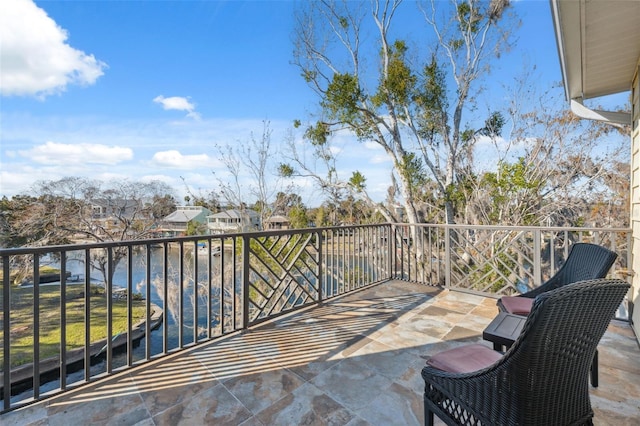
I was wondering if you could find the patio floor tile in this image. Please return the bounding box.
[2,280,638,425]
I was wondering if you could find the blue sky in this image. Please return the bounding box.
[1,0,565,205]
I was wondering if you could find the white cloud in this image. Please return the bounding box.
[0,0,107,98]
[153,95,201,120]
[141,174,178,185]
[474,134,508,150]
[153,95,194,111]
[150,150,218,169]
[0,114,359,203]
[0,168,37,195]
[363,141,382,151]
[472,134,533,172]
[19,141,133,166]
[370,154,389,164]
[178,172,222,195]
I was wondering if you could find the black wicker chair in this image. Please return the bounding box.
[497,243,617,315]
[422,279,630,426]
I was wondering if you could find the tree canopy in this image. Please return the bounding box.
[290,0,515,227]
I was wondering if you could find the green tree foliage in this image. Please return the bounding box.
[398,153,427,200]
[323,73,362,125]
[273,192,303,215]
[348,171,367,192]
[183,188,220,213]
[278,163,295,178]
[288,204,310,229]
[479,158,544,225]
[311,205,330,227]
[186,220,207,236]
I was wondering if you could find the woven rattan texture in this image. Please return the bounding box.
[422,278,630,426]
[497,243,617,311]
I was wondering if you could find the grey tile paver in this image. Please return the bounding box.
[2,281,638,425]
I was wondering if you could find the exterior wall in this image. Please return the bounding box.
[631,60,640,339]
[207,209,261,234]
[207,218,242,234]
[266,221,290,230]
[158,206,212,236]
[192,210,210,224]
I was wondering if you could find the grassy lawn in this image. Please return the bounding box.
[0,265,62,285]
[4,283,147,368]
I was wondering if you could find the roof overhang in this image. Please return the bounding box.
[550,0,640,124]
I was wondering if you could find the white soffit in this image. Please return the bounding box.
[552,0,640,101]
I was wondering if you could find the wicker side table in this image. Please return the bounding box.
[483,312,526,351]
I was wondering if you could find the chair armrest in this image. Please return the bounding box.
[422,364,510,425]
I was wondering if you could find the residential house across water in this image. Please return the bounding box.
[158,205,212,237]
[207,208,260,234]
[264,214,290,230]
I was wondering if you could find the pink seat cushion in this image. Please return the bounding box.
[426,344,503,373]
[500,296,534,315]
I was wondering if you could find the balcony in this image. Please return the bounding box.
[1,224,638,423]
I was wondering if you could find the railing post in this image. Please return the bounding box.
[242,234,250,329]
[445,226,451,288]
[533,228,542,287]
[223,237,229,331]
[178,242,184,349]
[127,246,133,365]
[388,224,394,279]
[60,251,67,390]
[106,247,113,373]
[549,232,556,277]
[627,232,632,282]
[84,248,91,381]
[162,243,169,354]
[232,237,238,331]
[32,257,40,399]
[192,241,198,345]
[3,256,11,411]
[317,230,323,304]
[145,245,152,359]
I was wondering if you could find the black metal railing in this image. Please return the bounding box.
[391,224,630,294]
[0,223,629,413]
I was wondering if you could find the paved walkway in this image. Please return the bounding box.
[3,281,639,425]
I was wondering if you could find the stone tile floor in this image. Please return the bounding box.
[3,281,639,425]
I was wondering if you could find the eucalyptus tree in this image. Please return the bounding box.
[291,0,513,226]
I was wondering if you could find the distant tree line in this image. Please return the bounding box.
[0,176,384,251]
